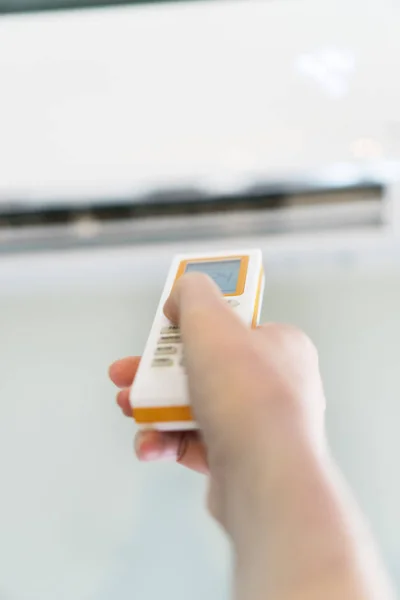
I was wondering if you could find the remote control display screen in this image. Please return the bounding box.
[185,259,241,294]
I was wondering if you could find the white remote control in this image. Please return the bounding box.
[130,249,265,431]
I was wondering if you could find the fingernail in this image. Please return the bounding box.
[135,433,179,462]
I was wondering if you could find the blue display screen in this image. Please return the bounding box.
[185,259,241,294]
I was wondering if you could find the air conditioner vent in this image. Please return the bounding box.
[0,182,387,254]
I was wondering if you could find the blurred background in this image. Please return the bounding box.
[1,0,400,598]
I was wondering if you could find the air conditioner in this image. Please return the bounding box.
[0,0,400,254]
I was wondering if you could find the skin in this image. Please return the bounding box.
[109,273,395,600]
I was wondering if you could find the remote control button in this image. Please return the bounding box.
[159,334,182,343]
[155,345,177,355]
[161,325,180,334]
[227,299,240,307]
[152,358,174,367]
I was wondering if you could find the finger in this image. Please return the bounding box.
[116,388,133,417]
[134,430,209,474]
[109,357,141,388]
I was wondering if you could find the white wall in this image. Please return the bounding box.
[0,237,400,599]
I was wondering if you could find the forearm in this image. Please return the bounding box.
[227,423,395,600]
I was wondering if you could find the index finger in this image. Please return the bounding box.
[109,356,141,388]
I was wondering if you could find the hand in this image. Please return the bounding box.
[109,275,325,479]
[110,273,328,539]
[109,273,394,600]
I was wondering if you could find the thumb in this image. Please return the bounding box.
[163,273,252,439]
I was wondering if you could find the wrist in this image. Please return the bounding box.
[222,420,393,600]
[214,408,326,541]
